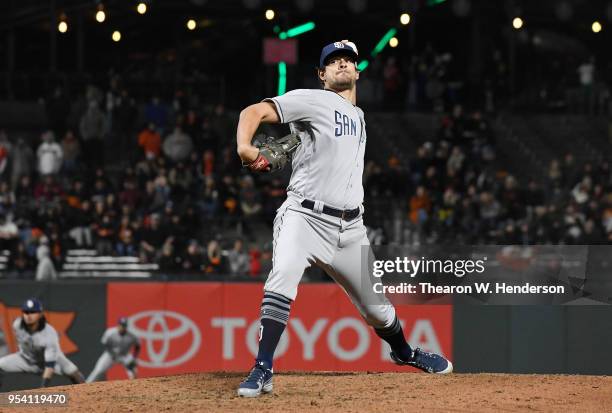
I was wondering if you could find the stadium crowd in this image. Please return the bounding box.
[0,77,609,280]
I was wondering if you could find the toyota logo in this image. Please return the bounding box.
[129,310,201,368]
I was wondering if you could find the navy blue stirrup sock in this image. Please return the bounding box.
[256,291,292,368]
[374,316,413,361]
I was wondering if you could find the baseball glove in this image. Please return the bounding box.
[243,133,301,172]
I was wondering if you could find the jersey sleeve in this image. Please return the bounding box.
[101,328,112,345]
[12,318,20,335]
[42,327,60,367]
[263,89,317,124]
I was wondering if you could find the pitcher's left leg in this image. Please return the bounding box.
[328,221,452,374]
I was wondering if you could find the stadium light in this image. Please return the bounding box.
[277,61,287,95]
[357,60,369,71]
[400,13,411,25]
[96,4,106,23]
[389,37,399,48]
[512,17,523,29]
[137,2,147,15]
[58,12,68,33]
[278,21,315,39]
[187,19,197,30]
[371,28,397,57]
[592,21,602,33]
[265,9,275,20]
[112,30,121,42]
[58,21,68,33]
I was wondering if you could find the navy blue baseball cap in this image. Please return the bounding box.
[319,41,358,68]
[118,317,128,327]
[21,298,43,313]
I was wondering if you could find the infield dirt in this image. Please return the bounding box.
[5,372,612,412]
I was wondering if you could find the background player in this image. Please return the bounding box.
[235,40,452,397]
[86,317,140,382]
[0,298,85,389]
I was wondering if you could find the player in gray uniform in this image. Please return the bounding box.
[236,40,452,397]
[86,317,140,382]
[0,298,84,389]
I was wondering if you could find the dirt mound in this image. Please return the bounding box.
[7,372,612,412]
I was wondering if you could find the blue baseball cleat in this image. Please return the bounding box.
[390,348,453,374]
[237,360,274,397]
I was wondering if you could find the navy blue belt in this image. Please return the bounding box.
[301,200,360,221]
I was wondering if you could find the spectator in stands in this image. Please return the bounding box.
[10,138,34,189]
[203,239,226,274]
[257,243,273,279]
[181,239,204,272]
[523,179,544,208]
[0,181,15,215]
[146,175,171,213]
[9,242,32,278]
[138,123,162,160]
[118,179,142,210]
[500,175,522,220]
[239,175,262,217]
[14,175,33,208]
[36,131,63,176]
[144,96,168,133]
[479,191,501,235]
[0,213,18,254]
[140,213,167,261]
[0,131,12,182]
[67,199,93,247]
[571,177,591,205]
[168,162,194,203]
[93,214,115,256]
[61,130,80,173]
[202,150,215,178]
[33,175,63,204]
[35,238,57,281]
[158,240,180,272]
[227,239,249,277]
[116,228,138,257]
[446,146,465,175]
[79,100,107,167]
[409,186,431,225]
[198,176,219,219]
[162,126,193,164]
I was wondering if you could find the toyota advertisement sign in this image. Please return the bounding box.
[106,283,452,379]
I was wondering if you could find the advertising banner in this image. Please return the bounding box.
[106,282,452,379]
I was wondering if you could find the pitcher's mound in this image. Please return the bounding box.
[19,372,612,412]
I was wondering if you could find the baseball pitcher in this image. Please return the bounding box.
[0,298,85,389]
[86,317,140,382]
[235,40,452,397]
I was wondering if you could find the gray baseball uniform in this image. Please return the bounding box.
[0,317,78,376]
[86,327,139,382]
[263,89,395,329]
